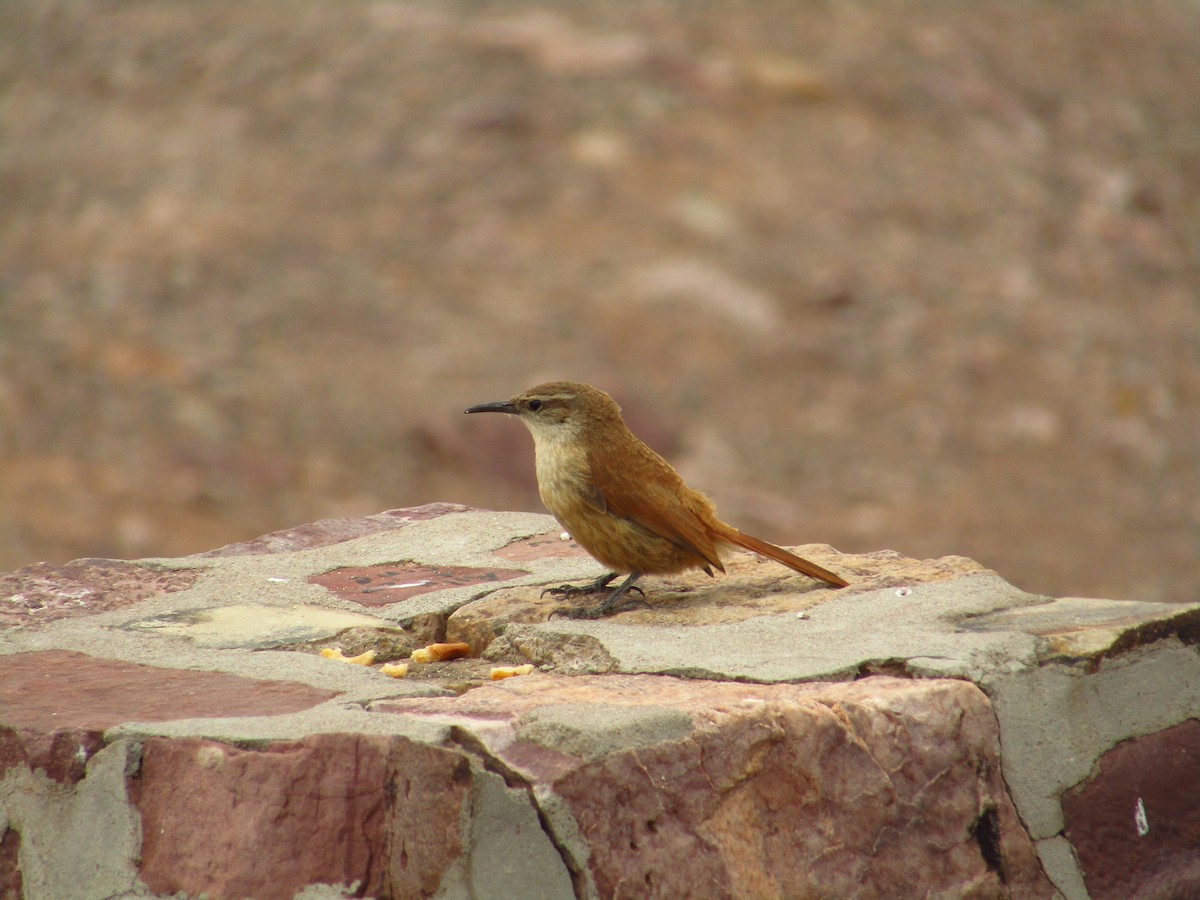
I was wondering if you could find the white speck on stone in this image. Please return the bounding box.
[1135,797,1149,836]
[895,587,912,597]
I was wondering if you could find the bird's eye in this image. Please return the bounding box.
[527,399,543,411]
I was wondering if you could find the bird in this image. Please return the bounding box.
[465,381,847,617]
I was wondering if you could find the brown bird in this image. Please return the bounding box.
[465,381,847,617]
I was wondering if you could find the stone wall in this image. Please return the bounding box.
[2,505,1198,897]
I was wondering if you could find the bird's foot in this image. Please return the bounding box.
[547,571,647,619]
[541,572,628,599]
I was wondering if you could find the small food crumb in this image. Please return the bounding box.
[320,647,377,666]
[380,662,409,678]
[411,641,471,663]
[490,663,536,681]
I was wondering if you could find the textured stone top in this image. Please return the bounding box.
[3,504,1194,687]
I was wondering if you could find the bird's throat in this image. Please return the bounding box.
[532,434,592,519]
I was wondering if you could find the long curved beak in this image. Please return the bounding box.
[464,399,518,415]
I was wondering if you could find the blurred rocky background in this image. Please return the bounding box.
[1,1,1197,602]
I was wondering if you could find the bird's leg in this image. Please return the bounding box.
[542,571,631,599]
[555,572,647,619]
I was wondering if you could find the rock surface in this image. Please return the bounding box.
[1,505,1198,898]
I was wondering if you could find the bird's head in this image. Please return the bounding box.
[465,381,621,444]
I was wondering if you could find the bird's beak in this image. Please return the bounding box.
[464,399,518,415]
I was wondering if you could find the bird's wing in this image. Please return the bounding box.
[586,442,726,572]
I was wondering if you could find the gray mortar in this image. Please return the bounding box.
[462,768,575,900]
[107,698,454,746]
[0,741,144,900]
[1034,835,1090,899]
[531,790,598,900]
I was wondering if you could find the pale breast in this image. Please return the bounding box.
[534,439,590,523]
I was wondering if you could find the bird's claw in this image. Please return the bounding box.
[541,583,589,599]
[542,571,647,618]
[540,578,642,600]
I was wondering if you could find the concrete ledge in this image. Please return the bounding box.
[1,505,1197,898]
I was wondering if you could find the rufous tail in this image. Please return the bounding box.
[722,529,848,587]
